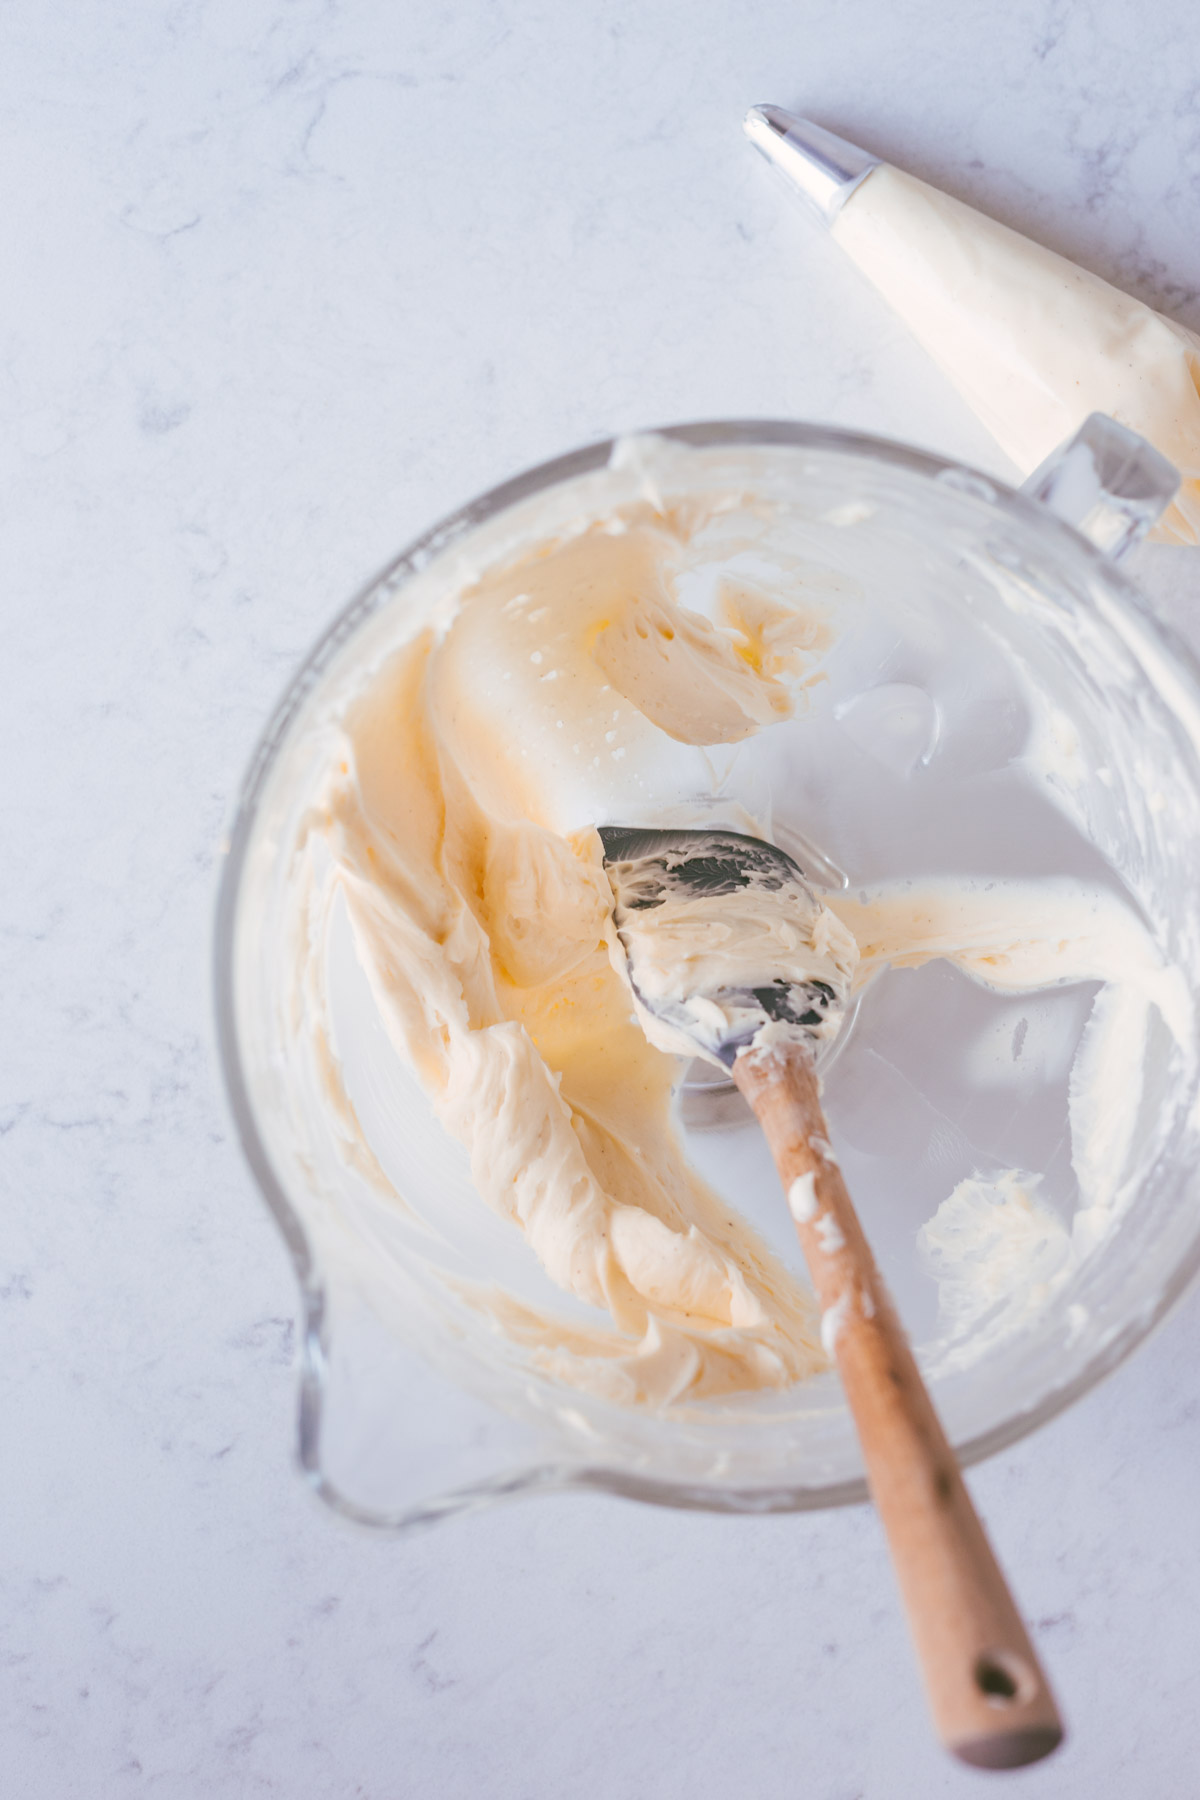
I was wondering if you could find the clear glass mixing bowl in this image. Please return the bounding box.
[214,420,1200,1531]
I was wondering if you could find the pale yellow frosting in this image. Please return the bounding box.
[299,503,837,1406]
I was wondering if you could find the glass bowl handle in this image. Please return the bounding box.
[1022,412,1180,562]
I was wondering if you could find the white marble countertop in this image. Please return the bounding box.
[4,2,1200,1793]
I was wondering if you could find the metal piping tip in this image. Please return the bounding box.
[743,105,881,225]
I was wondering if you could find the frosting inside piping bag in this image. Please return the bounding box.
[290,469,1190,1409]
[830,163,1200,545]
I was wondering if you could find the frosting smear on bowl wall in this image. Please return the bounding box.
[282,438,1194,1416]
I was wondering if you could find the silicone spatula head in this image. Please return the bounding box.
[599,825,856,1068]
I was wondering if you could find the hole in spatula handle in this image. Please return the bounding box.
[975,1650,1034,1707]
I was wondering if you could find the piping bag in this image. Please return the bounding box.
[745,106,1200,545]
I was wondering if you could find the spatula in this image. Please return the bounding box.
[600,824,1063,1770]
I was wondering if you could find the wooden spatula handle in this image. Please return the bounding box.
[732,1039,1064,1770]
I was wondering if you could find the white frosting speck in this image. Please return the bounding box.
[820,1289,853,1358]
[787,1173,818,1223]
[815,1214,845,1255]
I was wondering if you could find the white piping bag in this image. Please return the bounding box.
[746,106,1200,545]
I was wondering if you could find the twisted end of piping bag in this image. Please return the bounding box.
[744,106,881,225]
